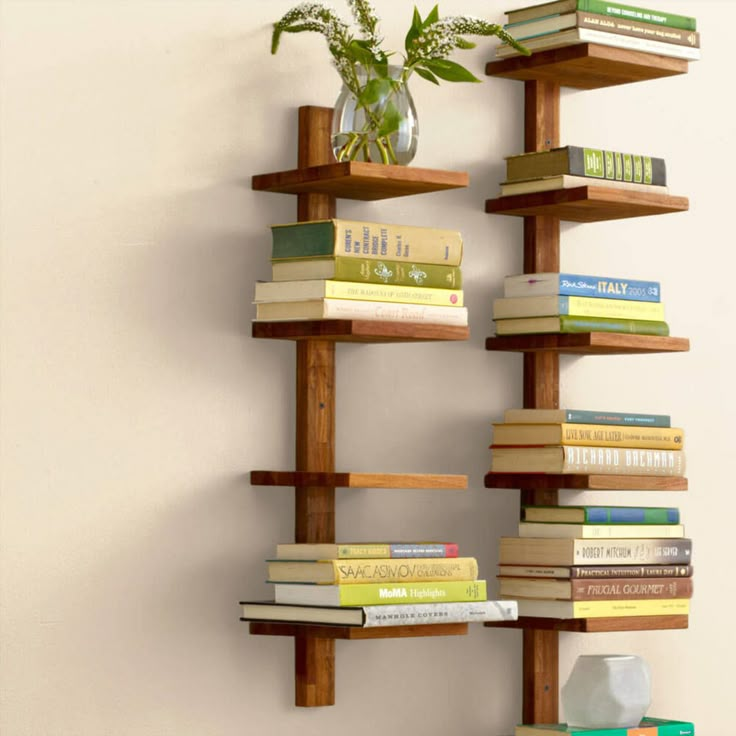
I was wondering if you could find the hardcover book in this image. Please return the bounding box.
[266,556,478,584]
[504,146,666,185]
[517,522,684,540]
[496,564,693,579]
[491,423,684,450]
[499,175,669,198]
[498,537,692,567]
[504,0,697,31]
[507,597,690,618]
[504,409,670,428]
[489,445,686,476]
[274,542,460,560]
[273,580,488,607]
[497,575,693,601]
[240,599,518,627]
[521,505,680,524]
[493,316,669,337]
[270,219,463,265]
[255,298,469,325]
[492,295,665,321]
[271,256,462,289]
[254,279,464,307]
[503,273,661,302]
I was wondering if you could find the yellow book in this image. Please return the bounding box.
[506,597,690,619]
[492,295,664,321]
[267,557,478,584]
[492,423,684,450]
[254,279,463,307]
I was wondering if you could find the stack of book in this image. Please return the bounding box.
[253,218,468,326]
[492,271,669,337]
[513,716,695,735]
[497,144,670,201]
[240,541,518,628]
[496,0,700,61]
[497,503,694,620]
[489,406,686,476]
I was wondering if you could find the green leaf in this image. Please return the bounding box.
[424,58,480,83]
[405,7,423,52]
[359,77,393,105]
[455,38,476,50]
[347,39,377,66]
[377,101,402,137]
[422,4,440,28]
[414,66,440,85]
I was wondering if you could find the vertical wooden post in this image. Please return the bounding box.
[521,81,561,724]
[293,106,337,707]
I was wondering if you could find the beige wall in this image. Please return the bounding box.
[1,1,732,734]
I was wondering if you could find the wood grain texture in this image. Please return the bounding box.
[252,319,469,342]
[486,186,689,222]
[249,622,469,639]
[250,471,467,489]
[523,629,558,725]
[252,160,468,200]
[485,615,689,632]
[297,106,337,221]
[486,43,689,89]
[485,333,690,354]
[484,473,688,491]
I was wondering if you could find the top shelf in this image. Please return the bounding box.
[252,161,468,201]
[486,43,689,89]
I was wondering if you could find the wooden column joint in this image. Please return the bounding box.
[521,80,562,723]
[292,105,338,707]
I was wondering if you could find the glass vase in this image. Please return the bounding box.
[331,65,419,165]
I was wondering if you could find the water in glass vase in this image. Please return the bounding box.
[331,65,418,165]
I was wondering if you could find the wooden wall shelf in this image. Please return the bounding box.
[253,319,469,343]
[485,615,688,633]
[251,471,467,490]
[252,161,468,201]
[484,473,688,492]
[486,43,689,89]
[485,333,690,354]
[486,186,689,222]
[248,621,469,640]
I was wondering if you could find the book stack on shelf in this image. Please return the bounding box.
[241,542,518,628]
[492,271,669,338]
[489,407,686,476]
[495,0,700,61]
[497,503,693,620]
[253,218,469,326]
[513,716,695,735]
[497,143,670,204]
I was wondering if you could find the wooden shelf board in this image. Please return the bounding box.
[248,621,468,639]
[251,470,467,490]
[253,319,469,342]
[486,186,688,222]
[485,615,688,633]
[486,44,689,89]
[485,332,690,354]
[484,473,688,491]
[251,161,468,201]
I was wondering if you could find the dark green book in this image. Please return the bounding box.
[505,146,666,185]
[494,315,669,336]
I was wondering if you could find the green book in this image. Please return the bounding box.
[270,219,463,265]
[515,716,695,736]
[506,0,696,31]
[522,505,680,524]
[494,315,670,336]
[271,256,462,289]
[505,146,666,185]
[273,580,487,607]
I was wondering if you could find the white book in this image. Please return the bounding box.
[254,298,468,326]
[496,26,701,60]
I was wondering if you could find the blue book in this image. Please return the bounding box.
[522,505,680,525]
[503,272,661,302]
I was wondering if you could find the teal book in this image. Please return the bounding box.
[503,272,660,303]
[494,315,670,336]
[515,716,694,735]
[522,505,680,525]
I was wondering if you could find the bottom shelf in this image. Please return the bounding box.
[248,621,469,639]
[484,615,688,633]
